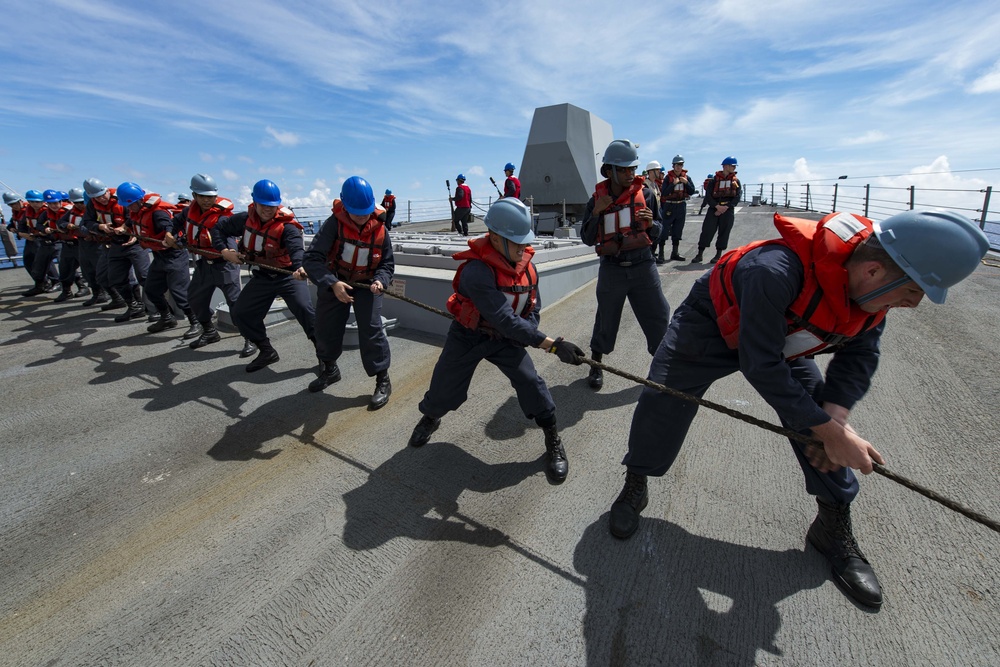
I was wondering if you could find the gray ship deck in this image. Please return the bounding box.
[1,205,998,666]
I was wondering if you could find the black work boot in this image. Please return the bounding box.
[370,370,392,410]
[23,282,45,297]
[114,299,146,322]
[101,290,126,311]
[75,282,91,298]
[53,288,73,303]
[807,497,883,609]
[691,249,705,264]
[408,415,441,448]
[587,352,604,390]
[709,250,723,264]
[147,309,178,333]
[541,424,568,483]
[609,471,649,539]
[655,244,666,265]
[239,338,258,358]
[669,242,686,261]
[308,360,342,393]
[190,323,221,349]
[245,339,279,372]
[181,311,203,340]
[83,288,106,306]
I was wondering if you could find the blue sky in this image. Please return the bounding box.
[2,0,1000,218]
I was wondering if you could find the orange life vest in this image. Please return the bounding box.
[381,194,396,210]
[23,205,45,234]
[664,169,690,201]
[42,204,71,238]
[59,205,87,242]
[184,198,234,249]
[240,204,302,269]
[326,199,386,282]
[709,212,886,360]
[446,236,538,331]
[712,170,740,200]
[129,194,176,251]
[593,176,652,256]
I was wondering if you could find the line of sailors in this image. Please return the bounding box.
[4,174,397,409]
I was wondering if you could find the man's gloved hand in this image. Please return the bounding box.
[549,337,584,365]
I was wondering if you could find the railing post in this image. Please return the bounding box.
[864,184,870,218]
[407,200,411,224]
[832,183,839,211]
[771,183,775,205]
[909,185,915,210]
[784,183,789,208]
[805,184,812,211]
[981,186,993,230]
[562,199,566,227]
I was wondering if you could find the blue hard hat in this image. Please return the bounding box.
[722,156,738,166]
[385,189,392,195]
[252,179,282,206]
[485,198,534,245]
[43,189,61,203]
[456,174,466,181]
[116,182,145,207]
[504,163,516,172]
[59,191,69,201]
[340,176,375,216]
[873,209,990,304]
[25,190,44,202]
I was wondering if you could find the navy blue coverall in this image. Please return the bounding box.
[698,174,742,254]
[660,170,698,251]
[173,205,243,326]
[581,183,671,356]
[302,214,395,377]
[54,207,88,291]
[623,244,882,506]
[417,252,556,427]
[210,212,316,345]
[132,208,190,315]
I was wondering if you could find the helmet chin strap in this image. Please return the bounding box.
[854,275,913,305]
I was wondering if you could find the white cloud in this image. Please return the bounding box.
[264,126,301,147]
[969,60,1000,93]
[841,131,888,146]
[314,178,326,188]
[222,169,239,180]
[467,166,485,176]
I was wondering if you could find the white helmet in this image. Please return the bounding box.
[645,160,663,172]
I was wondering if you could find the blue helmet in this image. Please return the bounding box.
[485,198,534,245]
[722,156,738,166]
[59,191,69,201]
[43,189,61,203]
[25,190,44,202]
[504,163,516,172]
[456,174,466,181]
[340,176,375,216]
[116,182,145,207]
[252,179,282,206]
[384,188,392,195]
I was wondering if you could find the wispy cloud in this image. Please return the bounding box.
[969,60,1000,93]
[264,127,301,148]
[841,131,888,146]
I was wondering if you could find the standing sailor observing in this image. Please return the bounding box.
[694,156,741,264]
[660,155,697,262]
[503,163,521,200]
[580,139,670,390]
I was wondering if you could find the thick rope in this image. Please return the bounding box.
[367,277,1000,535]
[132,231,999,533]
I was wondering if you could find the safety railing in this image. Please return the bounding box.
[743,181,998,251]
[289,196,508,234]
